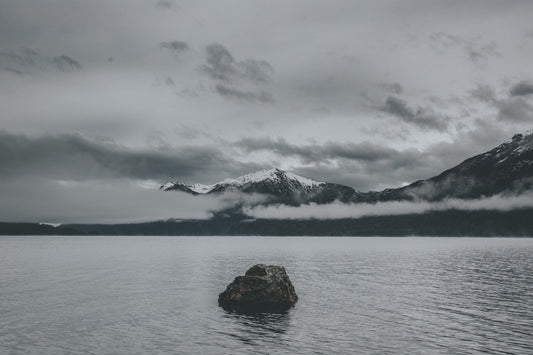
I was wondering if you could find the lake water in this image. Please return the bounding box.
[0,236,532,354]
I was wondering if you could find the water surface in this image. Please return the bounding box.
[0,236,532,354]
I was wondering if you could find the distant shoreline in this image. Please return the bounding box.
[2,209,533,237]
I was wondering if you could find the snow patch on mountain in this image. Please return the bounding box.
[218,168,324,189]
[187,183,214,194]
[161,168,325,194]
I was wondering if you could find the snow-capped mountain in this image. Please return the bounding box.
[161,168,358,205]
[363,131,533,202]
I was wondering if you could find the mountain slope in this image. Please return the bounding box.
[366,132,533,202]
[161,168,359,205]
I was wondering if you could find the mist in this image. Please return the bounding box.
[243,194,533,220]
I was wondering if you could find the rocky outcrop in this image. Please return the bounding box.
[218,264,298,312]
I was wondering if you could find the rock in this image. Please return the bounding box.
[218,264,298,312]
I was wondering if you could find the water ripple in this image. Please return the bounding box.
[0,236,532,354]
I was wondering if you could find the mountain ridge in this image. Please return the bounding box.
[162,131,533,207]
[162,168,359,205]
[369,131,533,202]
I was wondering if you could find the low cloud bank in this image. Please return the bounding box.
[243,194,533,220]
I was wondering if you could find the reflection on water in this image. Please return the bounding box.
[0,236,532,354]
[220,310,291,350]
[223,309,292,332]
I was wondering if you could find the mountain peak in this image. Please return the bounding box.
[495,129,533,150]
[218,168,324,188]
[482,130,533,162]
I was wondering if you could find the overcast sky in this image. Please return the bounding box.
[1,0,533,222]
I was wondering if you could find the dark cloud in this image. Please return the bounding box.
[0,47,40,73]
[382,96,448,131]
[0,131,261,183]
[429,32,500,66]
[203,43,276,102]
[0,47,81,73]
[203,43,237,82]
[497,97,533,122]
[0,47,39,64]
[145,131,171,151]
[235,137,314,162]
[160,40,189,52]
[383,96,413,118]
[470,83,533,122]
[202,43,273,84]
[53,55,82,71]
[215,84,274,104]
[235,137,401,164]
[510,81,533,97]
[470,84,496,102]
[465,41,499,65]
[238,59,273,83]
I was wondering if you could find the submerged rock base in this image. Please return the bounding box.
[218,264,298,312]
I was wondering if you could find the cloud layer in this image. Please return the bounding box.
[510,81,533,97]
[201,43,274,102]
[0,131,243,181]
[382,96,448,131]
[0,47,82,74]
[244,194,533,220]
